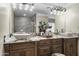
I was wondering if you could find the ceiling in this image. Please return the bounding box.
[13,3,74,17]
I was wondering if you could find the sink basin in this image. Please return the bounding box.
[13,33,31,40]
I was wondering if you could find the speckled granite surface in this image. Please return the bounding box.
[4,35,79,44]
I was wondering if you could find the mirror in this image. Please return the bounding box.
[14,13,55,34]
[48,18,55,33]
[14,14,36,33]
[12,3,57,34]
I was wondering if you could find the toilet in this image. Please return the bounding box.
[51,53,65,56]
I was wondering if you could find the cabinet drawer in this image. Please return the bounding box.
[9,42,35,51]
[38,39,51,45]
[38,45,51,56]
[51,45,62,53]
[51,39,62,44]
[9,47,35,56]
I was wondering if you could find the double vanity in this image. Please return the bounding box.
[4,34,78,56]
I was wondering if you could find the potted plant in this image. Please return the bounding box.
[39,21,48,35]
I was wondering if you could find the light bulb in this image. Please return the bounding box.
[19,4,23,6]
[57,11,61,15]
[24,4,29,10]
[50,11,53,14]
[24,14,26,16]
[20,29,23,32]
[53,10,56,15]
[60,11,63,15]
[30,5,34,11]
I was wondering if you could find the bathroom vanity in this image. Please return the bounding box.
[4,36,78,56]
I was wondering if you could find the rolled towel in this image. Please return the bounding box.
[52,53,65,56]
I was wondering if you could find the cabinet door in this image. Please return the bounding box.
[64,39,71,56]
[4,44,10,56]
[9,48,35,56]
[9,50,25,56]
[51,39,63,54]
[64,38,77,56]
[70,39,77,56]
[38,45,51,56]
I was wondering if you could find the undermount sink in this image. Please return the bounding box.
[13,33,32,40]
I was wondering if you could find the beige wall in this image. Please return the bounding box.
[0,4,14,55]
[55,4,79,33]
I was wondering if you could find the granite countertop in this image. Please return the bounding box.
[4,35,79,44]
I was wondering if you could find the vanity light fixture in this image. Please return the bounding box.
[12,3,35,11]
[47,6,66,15]
[22,3,35,11]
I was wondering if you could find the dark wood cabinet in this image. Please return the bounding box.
[4,38,78,56]
[64,38,77,56]
[51,39,63,54]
